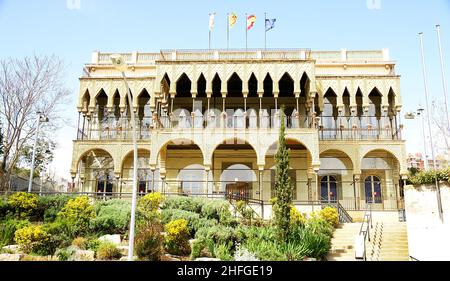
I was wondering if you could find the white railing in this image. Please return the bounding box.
[91,49,390,65]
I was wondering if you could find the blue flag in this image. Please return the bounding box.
[265,18,276,32]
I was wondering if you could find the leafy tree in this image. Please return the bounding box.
[20,137,56,177]
[273,107,293,242]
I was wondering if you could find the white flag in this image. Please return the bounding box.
[209,13,215,31]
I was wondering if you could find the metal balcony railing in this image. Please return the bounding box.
[76,114,402,141]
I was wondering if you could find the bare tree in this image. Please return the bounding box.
[0,55,70,190]
[430,99,450,161]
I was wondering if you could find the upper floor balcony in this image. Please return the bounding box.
[76,108,402,142]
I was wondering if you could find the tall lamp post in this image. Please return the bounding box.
[416,106,428,170]
[110,55,138,261]
[28,112,49,193]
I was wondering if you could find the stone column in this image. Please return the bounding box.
[337,105,344,139]
[350,105,357,140]
[204,165,211,196]
[115,175,121,198]
[150,166,156,192]
[353,173,361,210]
[307,169,315,201]
[258,165,264,201]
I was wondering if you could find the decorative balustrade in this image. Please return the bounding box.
[77,112,401,141]
[91,49,391,67]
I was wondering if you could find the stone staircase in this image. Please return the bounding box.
[327,220,409,261]
[327,223,361,261]
[367,221,409,261]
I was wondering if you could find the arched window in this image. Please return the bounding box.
[137,169,158,195]
[95,169,114,196]
[220,164,256,198]
[320,175,337,202]
[364,175,382,203]
[177,164,205,196]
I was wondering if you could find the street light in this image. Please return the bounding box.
[28,112,49,193]
[110,54,138,261]
[416,106,428,170]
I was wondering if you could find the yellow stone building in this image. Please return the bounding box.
[70,49,407,211]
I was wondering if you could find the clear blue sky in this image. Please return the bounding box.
[1,0,450,179]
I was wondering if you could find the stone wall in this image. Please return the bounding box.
[404,183,450,260]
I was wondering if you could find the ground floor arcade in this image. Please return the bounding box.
[71,133,407,211]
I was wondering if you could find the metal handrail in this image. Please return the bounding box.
[357,202,373,261]
[318,197,353,223]
[225,193,264,219]
[337,202,354,223]
[410,256,419,261]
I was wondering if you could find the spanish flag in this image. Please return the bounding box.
[247,15,256,30]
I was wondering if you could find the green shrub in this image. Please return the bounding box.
[408,168,450,185]
[34,195,75,222]
[135,221,164,261]
[7,192,38,218]
[235,200,254,223]
[0,219,31,247]
[235,225,278,243]
[96,241,122,260]
[0,197,12,221]
[214,242,233,261]
[57,196,95,234]
[85,238,101,252]
[91,199,130,235]
[200,200,231,221]
[164,219,191,256]
[14,225,50,254]
[43,219,79,254]
[242,239,284,261]
[161,209,199,234]
[190,238,205,260]
[162,196,206,214]
[195,225,239,246]
[277,241,306,261]
[318,207,339,228]
[295,226,331,259]
[55,247,76,261]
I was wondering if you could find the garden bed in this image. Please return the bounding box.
[0,192,338,261]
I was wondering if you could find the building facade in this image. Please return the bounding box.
[70,49,407,210]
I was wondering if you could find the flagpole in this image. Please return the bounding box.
[245,13,248,51]
[264,13,267,50]
[419,32,444,222]
[227,13,229,50]
[436,24,450,130]
[209,13,211,50]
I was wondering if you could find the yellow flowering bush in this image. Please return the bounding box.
[138,192,164,213]
[14,225,50,254]
[7,192,38,218]
[290,206,306,225]
[164,219,190,255]
[57,196,95,233]
[318,207,339,228]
